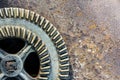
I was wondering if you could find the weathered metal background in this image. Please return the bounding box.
[0,0,120,80]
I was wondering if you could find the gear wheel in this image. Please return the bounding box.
[0,8,70,80]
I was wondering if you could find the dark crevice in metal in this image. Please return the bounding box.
[6,77,20,80]
[0,38,25,54]
[24,52,40,78]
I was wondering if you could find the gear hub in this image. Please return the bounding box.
[1,55,23,77]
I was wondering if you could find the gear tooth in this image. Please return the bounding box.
[59,73,69,80]
[11,26,15,37]
[4,26,10,37]
[41,48,48,55]
[59,52,68,58]
[4,8,9,17]
[59,47,67,53]
[59,68,69,72]
[30,11,35,21]
[1,27,7,37]
[19,8,25,18]
[51,31,58,38]
[0,28,3,37]
[17,27,21,37]
[41,55,49,60]
[34,38,41,47]
[15,27,20,38]
[43,22,50,31]
[7,8,11,17]
[40,19,46,29]
[56,37,63,44]
[39,77,48,80]
[31,33,37,44]
[8,27,13,37]
[49,27,56,37]
[26,30,32,41]
[59,63,69,67]
[0,9,4,18]
[56,78,60,80]
[2,27,7,36]
[13,8,19,18]
[37,42,45,52]
[53,31,60,40]
[56,40,64,47]
[46,23,53,32]
[40,71,50,75]
[21,28,26,39]
[38,47,47,57]
[39,48,47,56]
[39,16,45,26]
[16,8,19,17]
[48,26,54,35]
[35,13,40,23]
[41,66,50,71]
[59,64,69,73]
[41,59,50,65]
[25,9,30,20]
[42,20,49,29]
[53,35,61,43]
[4,28,7,37]
[60,58,69,63]
[9,7,14,17]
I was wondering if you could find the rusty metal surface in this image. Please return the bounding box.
[0,0,120,80]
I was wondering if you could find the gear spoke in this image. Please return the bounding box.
[0,73,7,80]
[18,45,34,62]
[19,70,35,80]
[0,49,8,60]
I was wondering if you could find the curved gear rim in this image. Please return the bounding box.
[0,7,70,80]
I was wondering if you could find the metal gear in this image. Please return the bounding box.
[0,26,50,80]
[0,8,69,80]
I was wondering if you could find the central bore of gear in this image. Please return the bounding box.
[1,55,23,77]
[5,60,17,72]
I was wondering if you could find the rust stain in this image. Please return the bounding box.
[89,23,97,29]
